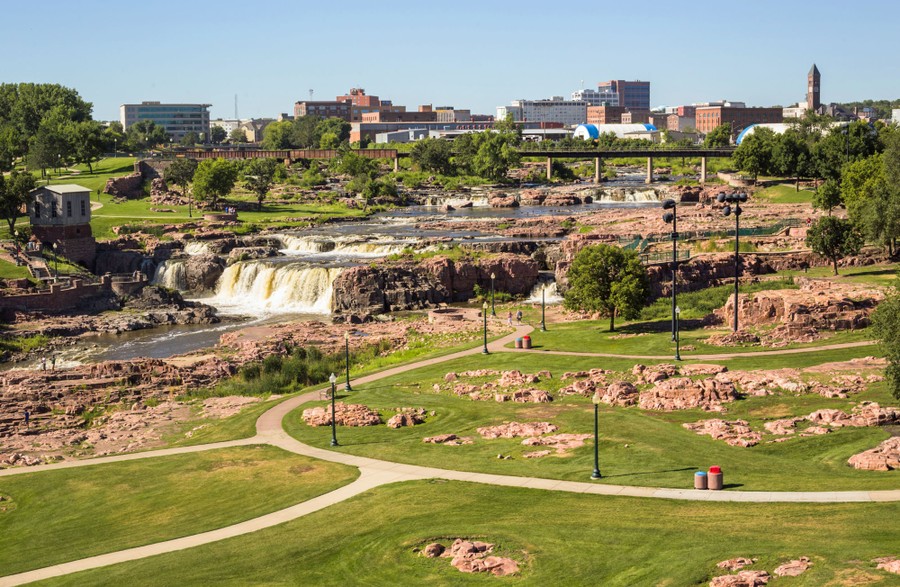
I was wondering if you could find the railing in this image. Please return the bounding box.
[640,249,692,265]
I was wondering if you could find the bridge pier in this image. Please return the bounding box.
[393,157,399,172]
[546,157,552,180]
[594,157,601,184]
[646,156,654,184]
[700,156,707,185]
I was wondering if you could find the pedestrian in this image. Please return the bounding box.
[24,410,30,427]
[51,355,56,370]
[40,357,46,371]
[507,311,513,326]
[516,309,523,324]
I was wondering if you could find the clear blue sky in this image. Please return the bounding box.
[3,0,899,121]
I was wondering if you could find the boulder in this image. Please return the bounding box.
[386,408,426,429]
[301,403,382,427]
[874,557,900,575]
[422,434,473,445]
[521,433,593,454]
[596,381,639,406]
[683,419,761,447]
[848,437,900,471]
[423,543,445,558]
[773,557,811,577]
[639,377,739,411]
[716,558,756,571]
[709,570,770,587]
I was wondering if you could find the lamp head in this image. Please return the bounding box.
[716,193,726,203]
[722,205,732,217]
[490,272,496,280]
[662,199,676,210]
[739,193,748,202]
[675,306,681,315]
[663,212,674,224]
[483,301,488,310]
[592,392,602,405]
[345,331,349,341]
[329,373,337,384]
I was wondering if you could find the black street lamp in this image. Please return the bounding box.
[328,372,338,446]
[716,192,748,332]
[490,272,496,316]
[675,306,682,361]
[482,301,489,354]
[344,331,352,392]
[662,199,678,342]
[540,286,547,332]
[13,230,20,257]
[52,242,59,279]
[591,392,601,479]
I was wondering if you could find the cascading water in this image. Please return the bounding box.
[526,278,563,303]
[278,234,414,258]
[593,187,662,203]
[184,242,212,256]
[152,261,188,291]
[420,194,492,207]
[210,261,343,314]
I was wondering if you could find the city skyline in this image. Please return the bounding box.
[3,0,899,122]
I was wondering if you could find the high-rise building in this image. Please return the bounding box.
[497,97,587,127]
[119,102,211,141]
[597,80,651,110]
[807,64,821,112]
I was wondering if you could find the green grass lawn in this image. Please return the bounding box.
[0,259,31,280]
[36,480,900,586]
[754,182,815,204]
[283,347,897,491]
[42,157,137,194]
[0,445,357,576]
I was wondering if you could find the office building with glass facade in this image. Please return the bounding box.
[119,102,211,141]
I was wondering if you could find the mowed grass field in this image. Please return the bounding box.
[0,446,357,576]
[35,481,900,586]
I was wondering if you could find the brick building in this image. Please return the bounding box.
[293,101,352,121]
[621,109,651,124]
[587,106,628,125]
[695,106,783,136]
[27,184,97,267]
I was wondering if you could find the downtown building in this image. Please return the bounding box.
[119,102,211,141]
[497,97,587,127]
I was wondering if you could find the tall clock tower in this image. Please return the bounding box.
[807,64,821,111]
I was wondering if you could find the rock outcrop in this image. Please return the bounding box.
[477,422,557,439]
[848,437,900,471]
[709,570,770,587]
[773,557,812,577]
[301,403,382,427]
[683,419,761,447]
[639,377,738,411]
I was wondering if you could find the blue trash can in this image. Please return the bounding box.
[694,471,708,490]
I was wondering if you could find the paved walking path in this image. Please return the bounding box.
[1,323,897,585]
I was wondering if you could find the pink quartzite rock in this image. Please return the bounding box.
[681,364,729,376]
[386,408,426,429]
[683,419,761,447]
[422,434,473,445]
[639,377,738,412]
[521,433,593,454]
[433,539,520,577]
[716,558,756,571]
[477,422,558,439]
[874,557,900,575]
[848,437,900,471]
[763,418,803,435]
[597,381,639,406]
[709,570,770,587]
[773,557,812,577]
[423,543,445,558]
[301,403,381,427]
[632,363,678,384]
[523,450,553,459]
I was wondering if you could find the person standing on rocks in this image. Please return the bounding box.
[40,357,46,371]
[51,355,56,370]
[24,410,30,427]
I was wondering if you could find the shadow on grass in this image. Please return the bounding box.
[722,483,744,489]
[600,466,697,479]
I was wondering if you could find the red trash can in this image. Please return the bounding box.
[708,465,723,490]
[522,335,532,349]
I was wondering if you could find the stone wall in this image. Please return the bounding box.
[104,173,143,199]
[0,278,109,313]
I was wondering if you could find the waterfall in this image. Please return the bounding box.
[594,187,662,202]
[152,261,188,291]
[278,235,335,254]
[278,234,411,258]
[184,242,211,256]
[211,261,342,314]
[526,278,563,303]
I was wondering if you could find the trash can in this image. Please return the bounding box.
[515,338,523,349]
[523,335,532,349]
[708,465,723,490]
[694,471,708,490]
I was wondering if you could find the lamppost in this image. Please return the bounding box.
[591,392,601,479]
[344,331,352,392]
[114,138,117,158]
[13,230,19,257]
[328,372,338,446]
[490,272,496,316]
[674,306,681,361]
[52,242,59,279]
[662,199,678,342]
[482,301,489,354]
[716,192,748,332]
[540,286,547,332]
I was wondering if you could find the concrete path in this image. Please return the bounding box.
[2,323,897,585]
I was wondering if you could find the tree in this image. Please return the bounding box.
[813,178,842,215]
[871,290,900,400]
[732,126,776,179]
[291,115,321,148]
[210,126,227,144]
[229,128,248,143]
[703,124,731,148]
[0,170,37,237]
[563,244,650,331]
[165,158,199,216]
[192,158,238,210]
[260,120,293,149]
[180,132,200,146]
[126,120,169,151]
[772,130,811,190]
[842,154,900,253]
[103,122,126,154]
[316,117,350,146]
[67,120,104,173]
[242,158,278,210]
[805,216,863,275]
[410,138,454,175]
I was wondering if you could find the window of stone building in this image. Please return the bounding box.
[81,199,86,216]
[67,200,72,217]
[51,202,57,218]
[34,202,41,218]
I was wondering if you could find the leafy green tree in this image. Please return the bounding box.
[192,158,238,209]
[563,244,650,331]
[0,170,37,237]
[165,158,199,216]
[67,120,104,173]
[773,130,811,190]
[0,122,20,171]
[180,132,200,146]
[260,120,293,149]
[871,290,900,400]
[703,124,731,148]
[210,126,227,144]
[292,115,321,148]
[842,154,900,253]
[126,120,169,151]
[805,216,863,275]
[410,138,454,175]
[102,122,126,154]
[229,128,248,143]
[242,158,278,210]
[316,117,350,146]
[0,83,92,160]
[331,151,377,177]
[732,126,776,179]
[813,178,843,215]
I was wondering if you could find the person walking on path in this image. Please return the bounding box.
[51,355,56,371]
[506,311,513,326]
[516,309,523,324]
